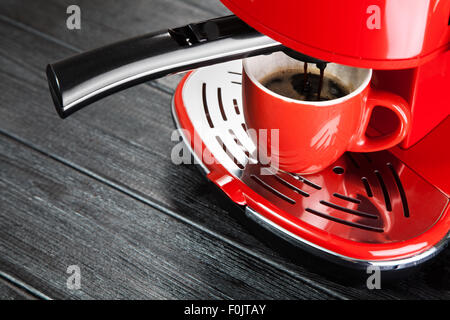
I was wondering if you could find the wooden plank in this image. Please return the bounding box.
[0,0,227,46]
[0,0,231,91]
[0,0,449,299]
[0,284,30,300]
[0,277,36,300]
[0,133,336,299]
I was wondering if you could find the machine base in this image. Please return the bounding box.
[171,60,450,271]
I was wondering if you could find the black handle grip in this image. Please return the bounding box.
[47,15,283,118]
[47,31,180,118]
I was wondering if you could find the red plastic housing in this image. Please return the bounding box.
[220,0,450,148]
[220,0,450,69]
[371,51,450,148]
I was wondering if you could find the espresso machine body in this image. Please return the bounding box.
[46,0,450,273]
[220,0,450,148]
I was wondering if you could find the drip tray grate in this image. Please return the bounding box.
[241,151,447,243]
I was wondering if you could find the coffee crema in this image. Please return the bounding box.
[260,66,350,101]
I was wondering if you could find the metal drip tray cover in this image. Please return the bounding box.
[172,60,449,268]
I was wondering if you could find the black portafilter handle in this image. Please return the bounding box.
[46,15,327,118]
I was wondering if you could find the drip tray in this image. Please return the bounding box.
[241,151,447,244]
[172,60,450,269]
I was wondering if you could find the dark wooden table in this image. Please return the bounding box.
[1,0,449,300]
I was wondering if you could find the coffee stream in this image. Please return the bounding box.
[299,62,322,100]
[317,64,325,101]
[261,63,349,101]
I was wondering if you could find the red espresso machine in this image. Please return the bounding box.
[47,0,450,272]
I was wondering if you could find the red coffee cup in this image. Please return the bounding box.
[242,52,411,174]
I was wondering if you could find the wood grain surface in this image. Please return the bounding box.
[0,276,35,300]
[0,0,449,299]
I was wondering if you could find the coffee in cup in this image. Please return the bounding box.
[260,66,351,101]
